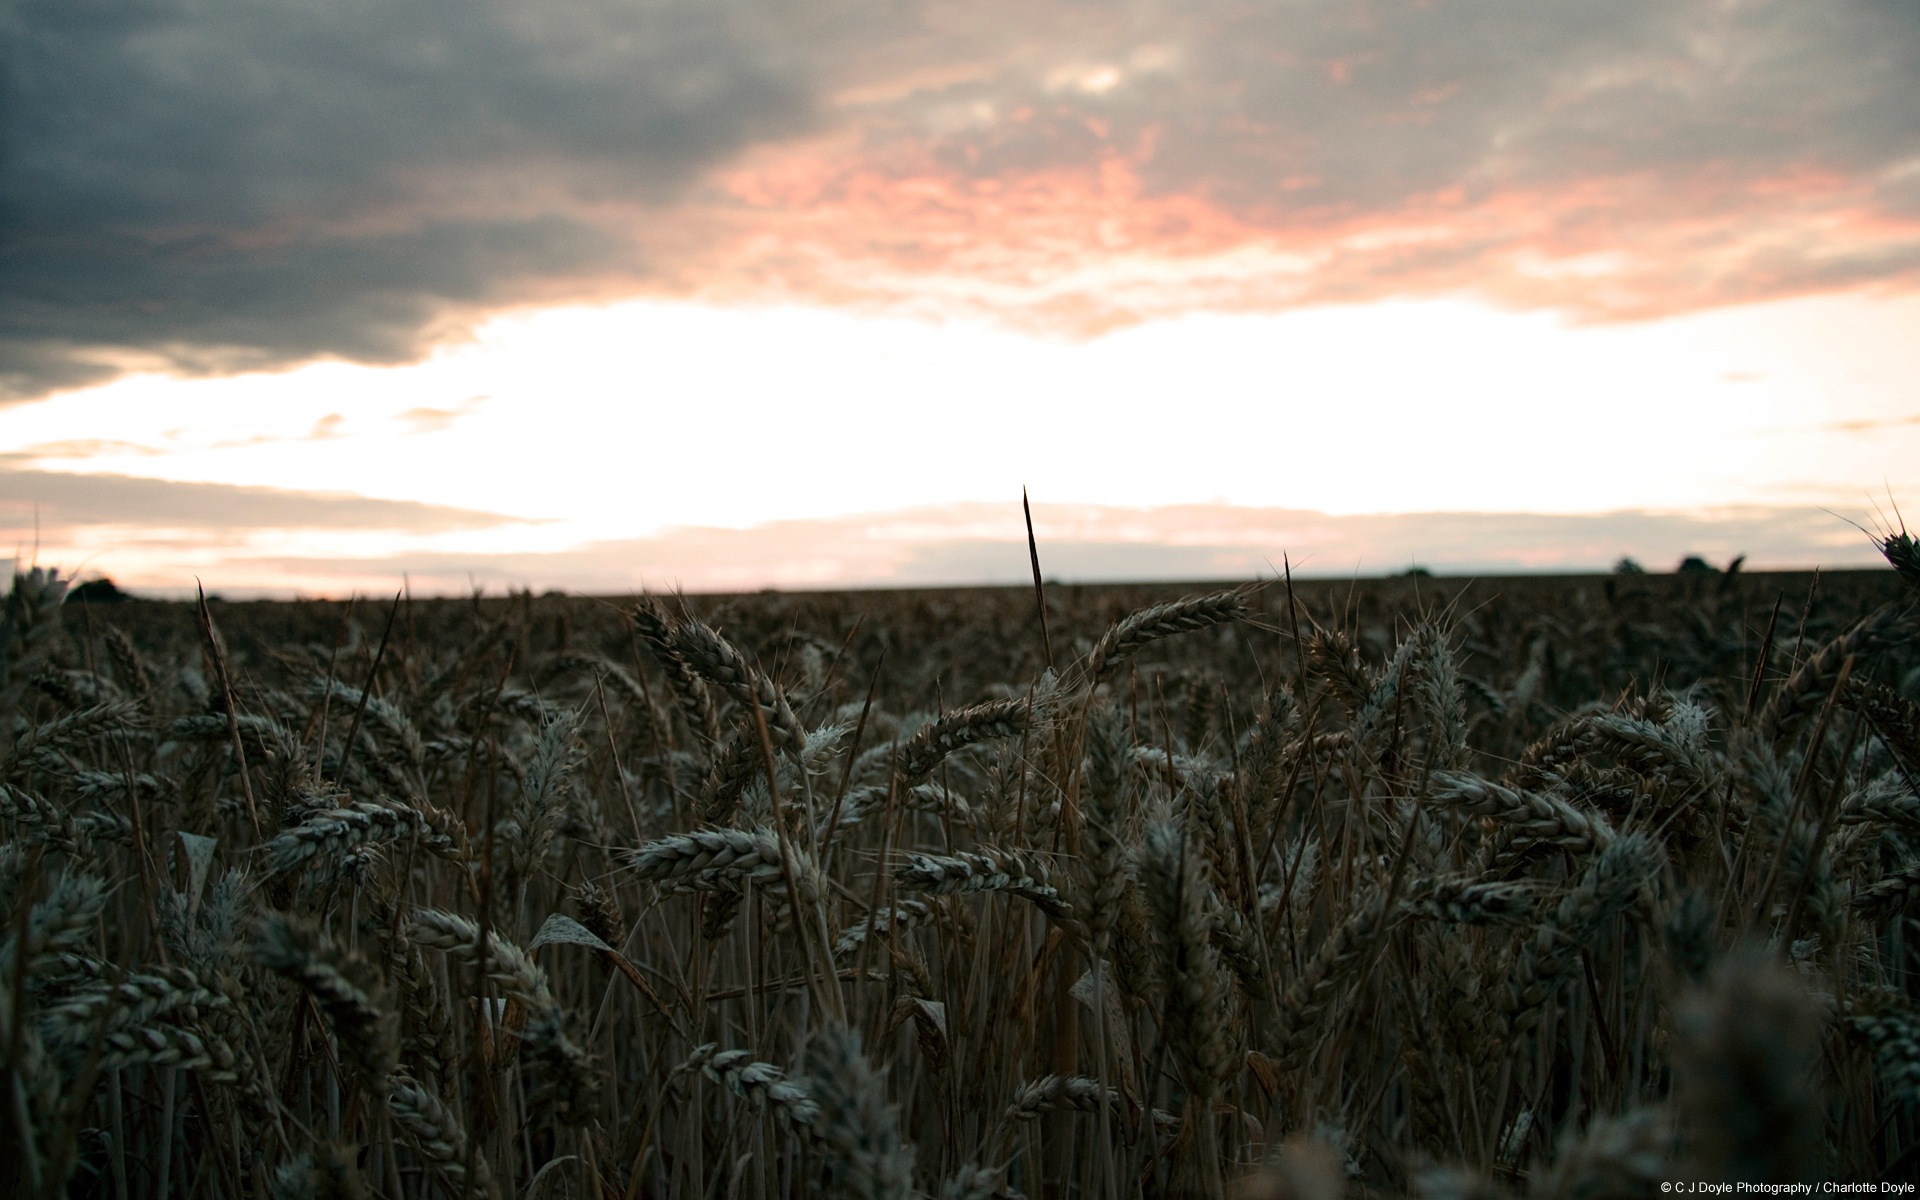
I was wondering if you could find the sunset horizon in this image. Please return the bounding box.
[4,0,1917,593]
[2,491,1896,600]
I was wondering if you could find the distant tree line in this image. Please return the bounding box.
[1614,554,1746,575]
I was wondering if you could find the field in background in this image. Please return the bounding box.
[1,564,1915,1198]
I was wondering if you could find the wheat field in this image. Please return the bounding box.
[0,553,1916,1198]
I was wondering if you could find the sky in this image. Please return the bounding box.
[2,0,1917,595]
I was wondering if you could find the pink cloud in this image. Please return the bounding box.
[653,141,1920,335]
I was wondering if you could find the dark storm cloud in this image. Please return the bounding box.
[0,462,518,532]
[0,0,826,396]
[4,0,1918,395]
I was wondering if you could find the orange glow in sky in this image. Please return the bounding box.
[5,0,1917,593]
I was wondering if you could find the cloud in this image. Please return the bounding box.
[703,1,1920,330]
[1819,413,1920,433]
[0,463,521,535]
[396,396,487,435]
[13,439,163,460]
[1,0,825,397]
[6,0,1920,395]
[119,500,1889,597]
